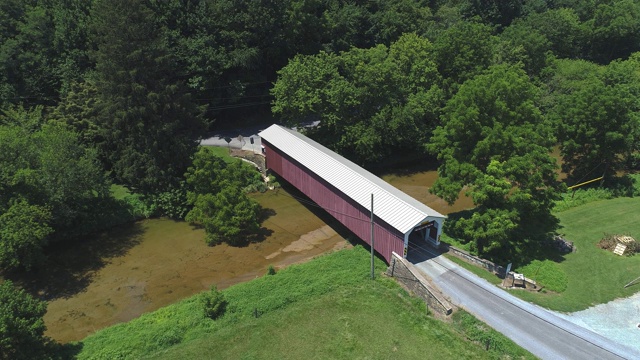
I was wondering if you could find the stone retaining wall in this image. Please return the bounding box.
[441,243,506,277]
[386,252,453,316]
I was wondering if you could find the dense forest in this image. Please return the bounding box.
[1,1,640,356]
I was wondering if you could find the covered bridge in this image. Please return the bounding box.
[258,124,445,263]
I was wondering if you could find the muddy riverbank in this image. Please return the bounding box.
[19,165,469,343]
[35,189,348,343]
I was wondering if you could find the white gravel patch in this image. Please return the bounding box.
[555,291,640,352]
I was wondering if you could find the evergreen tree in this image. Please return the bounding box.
[91,0,207,194]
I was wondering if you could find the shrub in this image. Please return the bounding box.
[554,188,614,212]
[452,311,530,357]
[244,182,268,193]
[146,184,190,219]
[202,286,228,320]
[267,174,281,189]
[266,265,276,275]
[122,193,157,218]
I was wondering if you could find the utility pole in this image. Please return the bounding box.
[371,193,375,280]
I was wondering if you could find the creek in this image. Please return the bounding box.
[34,167,471,343]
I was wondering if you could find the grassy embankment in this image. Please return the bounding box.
[444,190,640,312]
[75,247,533,359]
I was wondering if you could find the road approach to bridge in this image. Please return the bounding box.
[409,244,640,360]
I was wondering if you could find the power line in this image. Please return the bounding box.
[570,161,605,187]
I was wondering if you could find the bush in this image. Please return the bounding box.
[202,286,228,320]
[146,184,190,219]
[122,193,157,218]
[554,174,640,212]
[266,265,276,275]
[267,174,281,189]
[554,188,614,212]
[243,182,268,193]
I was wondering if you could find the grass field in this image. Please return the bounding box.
[512,197,640,312]
[441,195,640,312]
[75,246,532,360]
[200,145,237,162]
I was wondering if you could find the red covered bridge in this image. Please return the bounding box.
[258,125,445,263]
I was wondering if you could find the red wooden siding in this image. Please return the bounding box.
[263,140,404,263]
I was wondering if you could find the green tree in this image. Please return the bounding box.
[0,200,52,271]
[184,148,264,246]
[47,80,101,145]
[0,0,93,106]
[498,21,551,76]
[0,104,46,132]
[184,147,263,196]
[363,0,434,45]
[0,280,49,360]
[0,123,109,243]
[272,33,443,164]
[587,0,640,63]
[186,186,261,246]
[550,56,640,181]
[32,125,110,231]
[521,8,586,59]
[322,2,371,52]
[460,0,524,28]
[428,64,561,255]
[0,2,57,106]
[91,0,207,194]
[49,0,93,95]
[433,21,496,94]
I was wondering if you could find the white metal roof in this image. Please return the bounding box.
[259,124,445,235]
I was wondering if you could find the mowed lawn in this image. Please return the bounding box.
[515,197,640,312]
[76,247,532,360]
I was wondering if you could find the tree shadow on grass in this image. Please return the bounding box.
[5,222,145,301]
[443,207,567,268]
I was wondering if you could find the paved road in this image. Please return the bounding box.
[408,244,640,360]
